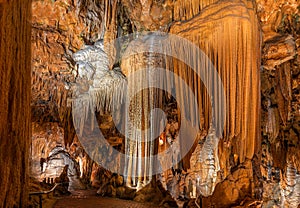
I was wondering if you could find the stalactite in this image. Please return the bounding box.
[265,99,280,142]
[104,0,118,69]
[170,0,261,166]
[72,40,126,135]
[119,31,220,192]
[103,0,260,198]
[71,0,260,195]
[173,0,219,21]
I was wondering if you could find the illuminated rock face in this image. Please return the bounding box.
[29,0,300,207]
[30,122,86,192]
[67,0,260,201]
[0,1,31,207]
[168,1,261,201]
[257,0,300,206]
[71,40,126,135]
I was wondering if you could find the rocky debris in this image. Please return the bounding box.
[92,168,137,200]
[134,180,177,207]
[92,166,178,206]
[94,170,133,199]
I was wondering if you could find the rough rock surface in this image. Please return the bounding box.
[0,1,31,207]
[257,0,300,206]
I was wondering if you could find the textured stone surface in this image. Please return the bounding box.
[31,0,88,146]
[257,0,300,206]
[120,0,173,32]
[0,1,31,207]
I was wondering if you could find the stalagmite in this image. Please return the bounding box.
[104,0,118,69]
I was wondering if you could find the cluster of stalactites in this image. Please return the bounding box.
[170,0,261,164]
[70,0,261,194]
[119,30,225,190]
[71,40,126,136]
[173,0,219,21]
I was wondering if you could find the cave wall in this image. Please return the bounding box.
[257,0,300,206]
[0,0,31,207]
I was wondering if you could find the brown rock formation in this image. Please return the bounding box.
[170,0,261,165]
[0,1,31,207]
[257,0,299,206]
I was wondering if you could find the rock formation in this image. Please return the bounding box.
[0,0,31,207]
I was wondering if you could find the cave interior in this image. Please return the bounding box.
[0,0,300,207]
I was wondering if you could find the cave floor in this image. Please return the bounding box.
[53,190,160,208]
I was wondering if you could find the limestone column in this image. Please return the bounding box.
[0,1,31,207]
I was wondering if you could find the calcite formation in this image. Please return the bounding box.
[27,0,300,207]
[71,40,126,134]
[0,1,31,207]
[169,0,261,201]
[257,0,300,206]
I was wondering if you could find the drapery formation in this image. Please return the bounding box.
[170,0,261,172]
[28,0,300,206]
[71,0,261,193]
